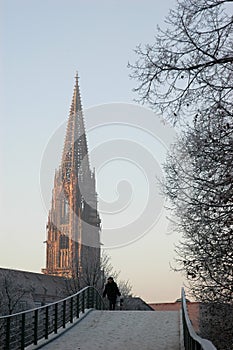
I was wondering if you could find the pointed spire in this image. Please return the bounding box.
[61,73,90,187]
[70,72,82,116]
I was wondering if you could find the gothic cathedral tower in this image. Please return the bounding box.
[42,74,101,281]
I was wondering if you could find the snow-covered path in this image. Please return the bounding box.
[40,310,180,350]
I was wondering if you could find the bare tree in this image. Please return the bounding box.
[64,249,132,298]
[129,0,233,303]
[79,246,102,289]
[129,0,233,122]
[100,251,119,282]
[118,279,133,297]
[162,108,232,348]
[64,246,101,294]
[100,252,133,296]
[129,2,232,347]
[163,107,232,303]
[63,273,80,295]
[0,273,27,315]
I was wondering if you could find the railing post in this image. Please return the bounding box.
[87,288,90,309]
[91,287,94,308]
[63,300,66,328]
[34,309,38,345]
[90,287,93,308]
[82,292,85,313]
[70,297,73,323]
[6,317,10,350]
[45,306,49,339]
[21,313,25,350]
[96,289,98,309]
[54,303,58,334]
[76,294,80,318]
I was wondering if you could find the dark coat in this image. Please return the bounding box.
[103,281,121,300]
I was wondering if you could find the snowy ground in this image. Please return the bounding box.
[35,310,181,350]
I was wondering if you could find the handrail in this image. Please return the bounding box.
[0,286,105,350]
[181,287,217,350]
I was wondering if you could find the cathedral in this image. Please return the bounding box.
[42,74,101,282]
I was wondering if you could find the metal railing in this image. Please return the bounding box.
[0,286,105,350]
[181,288,217,350]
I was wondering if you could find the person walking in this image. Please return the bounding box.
[103,277,121,310]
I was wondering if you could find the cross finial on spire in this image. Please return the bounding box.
[75,71,79,85]
[70,71,82,113]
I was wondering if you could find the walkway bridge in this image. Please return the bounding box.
[0,287,217,350]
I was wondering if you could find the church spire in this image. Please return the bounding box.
[42,73,100,279]
[61,73,90,187]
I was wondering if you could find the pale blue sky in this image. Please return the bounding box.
[0,0,184,302]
